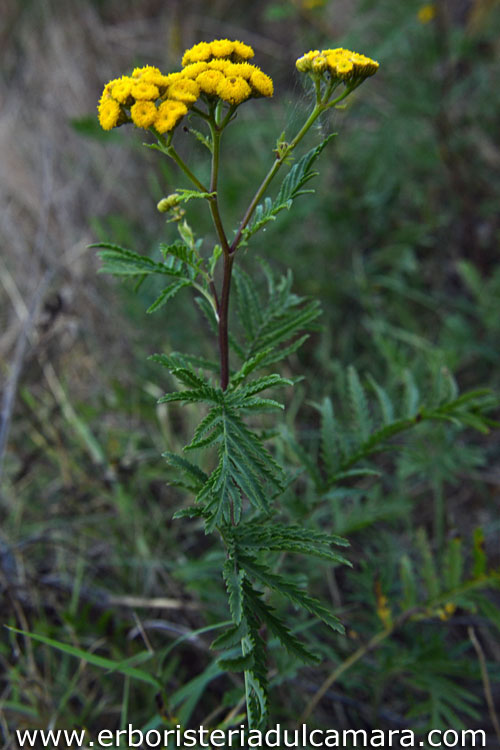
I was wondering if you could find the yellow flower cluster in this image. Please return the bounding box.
[180,38,273,105]
[296,47,379,81]
[97,65,188,133]
[97,39,274,134]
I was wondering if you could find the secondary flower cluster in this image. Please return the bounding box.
[296,47,379,82]
[97,38,274,134]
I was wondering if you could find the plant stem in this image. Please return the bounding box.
[207,119,233,390]
[218,251,234,390]
[230,87,353,253]
[167,145,209,193]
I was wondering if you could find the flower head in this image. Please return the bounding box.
[111,76,133,104]
[98,98,122,130]
[232,40,254,62]
[181,62,209,80]
[182,41,212,66]
[130,100,158,128]
[296,46,379,84]
[196,69,225,96]
[131,81,160,101]
[168,78,200,104]
[216,76,251,105]
[210,39,235,58]
[250,69,274,98]
[155,100,188,134]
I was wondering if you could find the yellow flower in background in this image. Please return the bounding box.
[418,3,436,23]
[155,100,188,134]
[130,100,157,128]
[302,0,327,9]
[296,46,379,81]
[98,98,122,130]
[216,75,252,105]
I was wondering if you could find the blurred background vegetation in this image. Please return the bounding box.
[1,0,500,745]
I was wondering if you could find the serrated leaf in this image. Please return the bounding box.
[162,451,208,485]
[243,579,319,664]
[244,134,336,240]
[218,652,254,671]
[146,279,192,313]
[223,560,244,624]
[238,554,344,633]
[210,621,248,651]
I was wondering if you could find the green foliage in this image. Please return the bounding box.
[243,134,336,241]
[292,365,497,493]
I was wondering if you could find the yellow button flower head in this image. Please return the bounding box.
[155,100,188,134]
[182,41,212,67]
[206,59,232,73]
[196,69,225,96]
[111,77,133,104]
[210,39,235,58]
[250,69,274,98]
[132,65,160,79]
[98,98,122,130]
[130,100,158,128]
[131,81,160,101]
[297,46,378,83]
[181,62,209,80]
[216,76,251,105]
[295,50,320,72]
[312,54,328,73]
[232,40,254,62]
[168,79,200,104]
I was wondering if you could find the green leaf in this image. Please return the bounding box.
[146,279,191,313]
[234,521,350,564]
[176,188,216,203]
[5,627,161,689]
[400,555,417,610]
[150,351,219,374]
[367,374,394,425]
[244,134,336,240]
[210,621,248,651]
[348,366,372,443]
[223,559,245,624]
[162,451,208,486]
[403,369,420,418]
[218,652,255,671]
[93,242,187,280]
[242,579,320,664]
[238,555,344,633]
[416,528,440,600]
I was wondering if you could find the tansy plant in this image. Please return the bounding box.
[94,39,379,728]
